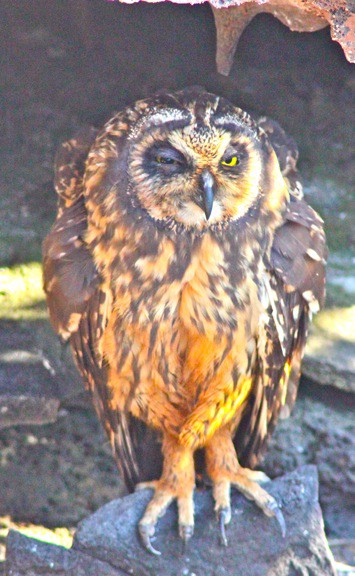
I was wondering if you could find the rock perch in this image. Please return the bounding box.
[5,466,336,576]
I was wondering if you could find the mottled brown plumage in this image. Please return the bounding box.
[43,88,327,552]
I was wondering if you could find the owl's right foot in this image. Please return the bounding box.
[136,435,195,555]
[136,479,195,555]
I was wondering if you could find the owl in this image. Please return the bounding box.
[43,88,327,554]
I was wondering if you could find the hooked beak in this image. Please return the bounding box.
[199,170,215,220]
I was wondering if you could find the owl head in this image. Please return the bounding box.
[85,88,289,231]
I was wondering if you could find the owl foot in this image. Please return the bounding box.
[136,479,195,555]
[206,430,285,544]
[212,471,285,546]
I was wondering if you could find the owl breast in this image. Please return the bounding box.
[103,228,262,421]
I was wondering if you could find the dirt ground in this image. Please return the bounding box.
[0,0,354,570]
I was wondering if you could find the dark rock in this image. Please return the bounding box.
[303,305,355,394]
[5,530,125,576]
[0,407,122,529]
[77,465,336,576]
[112,0,355,74]
[5,466,337,575]
[0,321,84,429]
[4,466,337,575]
[303,352,355,394]
[264,382,355,540]
[212,0,354,74]
[0,395,59,430]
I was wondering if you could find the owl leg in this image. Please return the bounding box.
[136,433,195,555]
[205,428,285,546]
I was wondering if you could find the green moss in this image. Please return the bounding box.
[0,263,47,321]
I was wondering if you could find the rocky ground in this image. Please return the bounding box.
[5,467,339,576]
[0,1,354,573]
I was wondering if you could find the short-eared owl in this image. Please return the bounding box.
[43,88,327,553]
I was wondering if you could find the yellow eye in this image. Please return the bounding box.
[221,155,238,167]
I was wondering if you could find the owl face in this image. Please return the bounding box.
[100,89,288,231]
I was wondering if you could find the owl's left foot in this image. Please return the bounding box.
[212,471,285,546]
[136,435,195,555]
[206,430,286,546]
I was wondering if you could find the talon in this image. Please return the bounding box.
[273,505,286,538]
[253,471,271,485]
[135,481,157,492]
[138,523,161,556]
[180,525,193,555]
[267,499,286,538]
[238,468,271,484]
[179,523,194,542]
[218,507,231,547]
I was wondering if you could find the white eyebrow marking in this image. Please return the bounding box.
[128,108,190,139]
[214,112,259,140]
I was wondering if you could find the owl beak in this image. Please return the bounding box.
[200,170,215,220]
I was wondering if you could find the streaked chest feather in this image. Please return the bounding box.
[106,230,260,331]
[103,230,263,383]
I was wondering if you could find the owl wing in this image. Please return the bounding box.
[43,127,99,341]
[43,129,158,491]
[235,196,327,469]
[256,116,303,199]
[235,118,327,467]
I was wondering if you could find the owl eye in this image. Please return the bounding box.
[221,155,239,168]
[150,146,186,169]
[155,154,179,165]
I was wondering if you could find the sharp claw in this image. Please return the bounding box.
[179,524,194,554]
[218,507,231,547]
[135,481,156,492]
[179,524,194,541]
[267,499,286,538]
[273,506,286,538]
[139,524,161,556]
[219,517,228,547]
[255,471,271,485]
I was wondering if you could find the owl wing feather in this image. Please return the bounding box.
[43,126,99,340]
[234,123,327,467]
[70,289,143,490]
[43,129,151,490]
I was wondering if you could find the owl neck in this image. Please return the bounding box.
[125,193,276,237]
[88,192,282,295]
